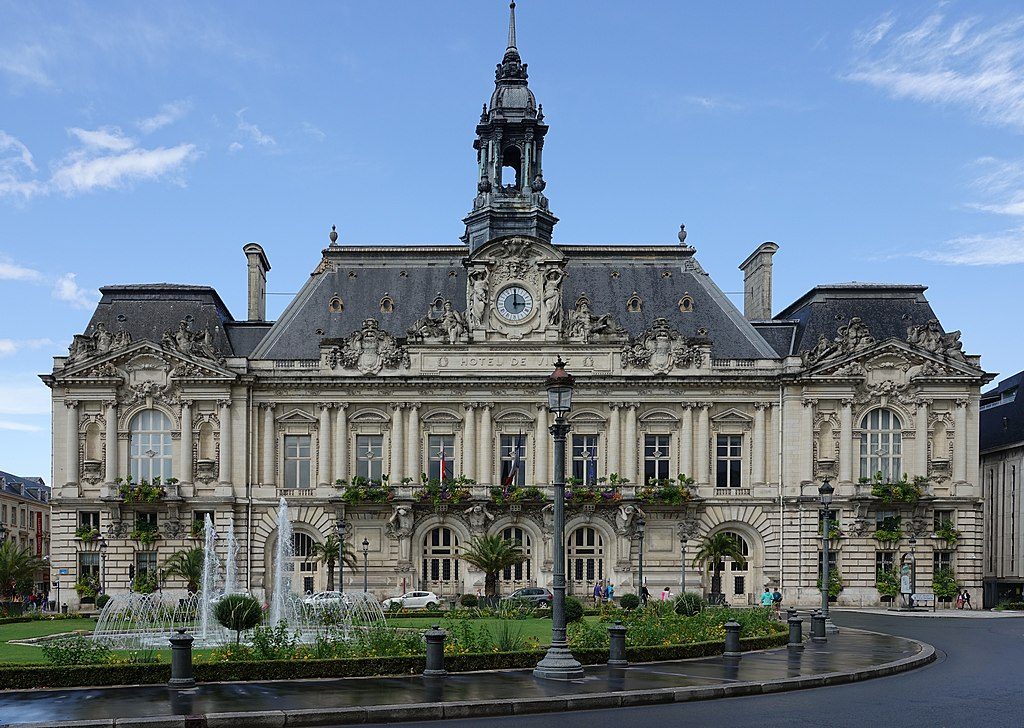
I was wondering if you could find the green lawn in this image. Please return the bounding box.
[0,618,97,663]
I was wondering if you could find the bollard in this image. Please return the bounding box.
[168,629,195,688]
[723,620,742,657]
[810,610,827,643]
[607,620,628,667]
[787,613,804,650]
[423,624,447,676]
[786,607,797,622]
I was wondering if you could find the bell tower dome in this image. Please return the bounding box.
[462,1,558,251]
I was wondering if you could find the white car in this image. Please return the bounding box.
[382,591,440,610]
[302,591,349,607]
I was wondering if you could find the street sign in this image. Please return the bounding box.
[58,568,69,575]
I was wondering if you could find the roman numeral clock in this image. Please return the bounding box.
[496,285,534,322]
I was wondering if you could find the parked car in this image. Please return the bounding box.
[302,591,349,607]
[503,587,553,605]
[381,591,441,610]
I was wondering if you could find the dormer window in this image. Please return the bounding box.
[328,296,344,313]
[626,292,643,313]
[380,295,395,314]
[679,295,694,313]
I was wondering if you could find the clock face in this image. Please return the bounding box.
[497,286,534,322]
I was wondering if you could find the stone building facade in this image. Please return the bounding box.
[0,471,51,593]
[980,371,1024,607]
[43,5,991,609]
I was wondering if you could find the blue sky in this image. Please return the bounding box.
[1,1,1022,479]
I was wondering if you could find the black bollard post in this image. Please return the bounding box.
[788,613,804,650]
[423,625,447,677]
[723,620,742,657]
[168,629,195,688]
[786,607,797,622]
[810,610,827,643]
[607,621,627,667]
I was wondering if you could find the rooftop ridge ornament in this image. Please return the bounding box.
[507,1,517,51]
[329,224,339,246]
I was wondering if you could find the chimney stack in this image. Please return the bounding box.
[738,242,779,320]
[243,243,271,321]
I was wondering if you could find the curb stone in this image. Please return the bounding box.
[15,637,937,728]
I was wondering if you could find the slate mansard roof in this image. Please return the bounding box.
[980,372,1024,454]
[0,470,49,504]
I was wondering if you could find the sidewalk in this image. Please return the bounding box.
[0,628,933,728]
[831,607,1024,619]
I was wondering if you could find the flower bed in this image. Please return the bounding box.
[116,476,171,504]
[417,478,471,507]
[864,474,926,504]
[75,526,101,542]
[338,478,393,504]
[490,486,546,506]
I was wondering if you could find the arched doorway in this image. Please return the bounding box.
[497,526,532,594]
[422,527,460,597]
[568,527,604,596]
[706,530,759,606]
[293,532,318,595]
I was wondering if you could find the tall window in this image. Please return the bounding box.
[136,551,158,577]
[568,527,604,590]
[422,527,460,590]
[818,508,839,535]
[129,409,173,482]
[500,434,527,487]
[427,435,455,482]
[860,409,902,480]
[571,435,599,485]
[818,551,838,581]
[644,435,671,484]
[876,551,895,584]
[136,512,157,530]
[933,509,954,532]
[284,435,311,489]
[499,526,531,585]
[79,552,100,580]
[716,435,743,488]
[355,435,384,482]
[933,551,952,572]
[79,511,100,531]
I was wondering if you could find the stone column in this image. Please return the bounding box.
[534,404,549,485]
[406,403,420,483]
[800,399,815,483]
[462,404,476,481]
[916,398,930,479]
[218,399,232,485]
[752,403,767,485]
[624,403,638,484]
[179,400,193,484]
[104,400,118,485]
[318,404,332,487]
[478,404,493,486]
[65,400,79,486]
[839,399,853,484]
[954,398,968,482]
[696,404,711,486]
[680,403,694,480]
[334,404,348,484]
[607,404,621,477]
[262,403,275,486]
[390,404,404,483]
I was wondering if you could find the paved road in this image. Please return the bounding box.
[357,612,1024,728]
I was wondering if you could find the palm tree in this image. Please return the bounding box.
[459,534,526,600]
[692,533,746,601]
[310,535,357,592]
[0,541,45,601]
[163,547,204,593]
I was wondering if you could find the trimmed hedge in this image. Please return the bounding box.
[0,614,87,626]
[0,632,788,690]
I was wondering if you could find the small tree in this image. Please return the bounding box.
[564,595,585,623]
[310,535,358,592]
[163,548,204,593]
[0,541,45,600]
[692,533,746,600]
[933,567,958,603]
[459,534,526,599]
[214,594,263,644]
[877,568,900,601]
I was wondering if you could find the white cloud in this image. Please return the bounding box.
[51,272,97,309]
[0,130,42,198]
[0,43,53,88]
[846,10,1024,131]
[0,380,51,415]
[228,141,244,153]
[966,157,1024,216]
[68,126,136,152]
[0,421,42,432]
[51,142,198,194]
[236,109,275,147]
[684,95,743,111]
[138,100,191,134]
[918,227,1024,265]
[0,338,53,357]
[300,122,326,142]
[0,255,43,281]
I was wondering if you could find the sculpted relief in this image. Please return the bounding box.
[567,295,626,344]
[67,323,132,363]
[162,320,219,362]
[621,317,704,373]
[328,319,409,375]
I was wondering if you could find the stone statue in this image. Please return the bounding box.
[67,323,133,363]
[908,319,968,362]
[468,272,488,328]
[616,504,645,536]
[464,503,494,531]
[542,269,563,327]
[163,319,219,361]
[441,301,468,345]
[567,296,625,344]
[836,317,874,354]
[386,505,414,537]
[541,503,554,530]
[802,333,835,367]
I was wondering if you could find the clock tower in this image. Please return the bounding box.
[462,2,558,252]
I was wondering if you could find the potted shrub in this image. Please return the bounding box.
[935,519,961,547]
[874,515,903,546]
[933,567,958,606]
[75,525,101,542]
[865,473,926,505]
[877,568,899,604]
[816,569,843,603]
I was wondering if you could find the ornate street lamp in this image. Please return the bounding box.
[636,517,646,603]
[818,478,834,623]
[534,357,584,680]
[337,518,346,593]
[362,537,370,593]
[0,523,7,543]
[98,538,108,594]
[906,535,918,608]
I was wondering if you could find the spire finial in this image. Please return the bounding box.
[329,224,339,246]
[507,1,517,50]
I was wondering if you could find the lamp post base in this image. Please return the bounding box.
[533,645,585,681]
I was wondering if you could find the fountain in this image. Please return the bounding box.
[269,497,296,628]
[198,513,220,643]
[224,514,239,596]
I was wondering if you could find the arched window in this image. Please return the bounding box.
[860,409,902,480]
[501,145,522,188]
[499,526,532,587]
[129,410,173,483]
[715,530,750,599]
[568,527,604,595]
[422,527,460,594]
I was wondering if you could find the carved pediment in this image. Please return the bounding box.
[806,339,982,380]
[275,408,318,424]
[710,407,753,424]
[57,341,235,382]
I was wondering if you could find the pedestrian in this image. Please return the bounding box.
[963,589,973,610]
[772,587,783,618]
[956,591,964,610]
[760,587,773,609]
[593,581,603,605]
[606,582,615,602]
[639,583,650,606]
[661,587,671,602]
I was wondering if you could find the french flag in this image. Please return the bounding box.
[438,442,448,482]
[586,447,597,487]
[503,432,524,487]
